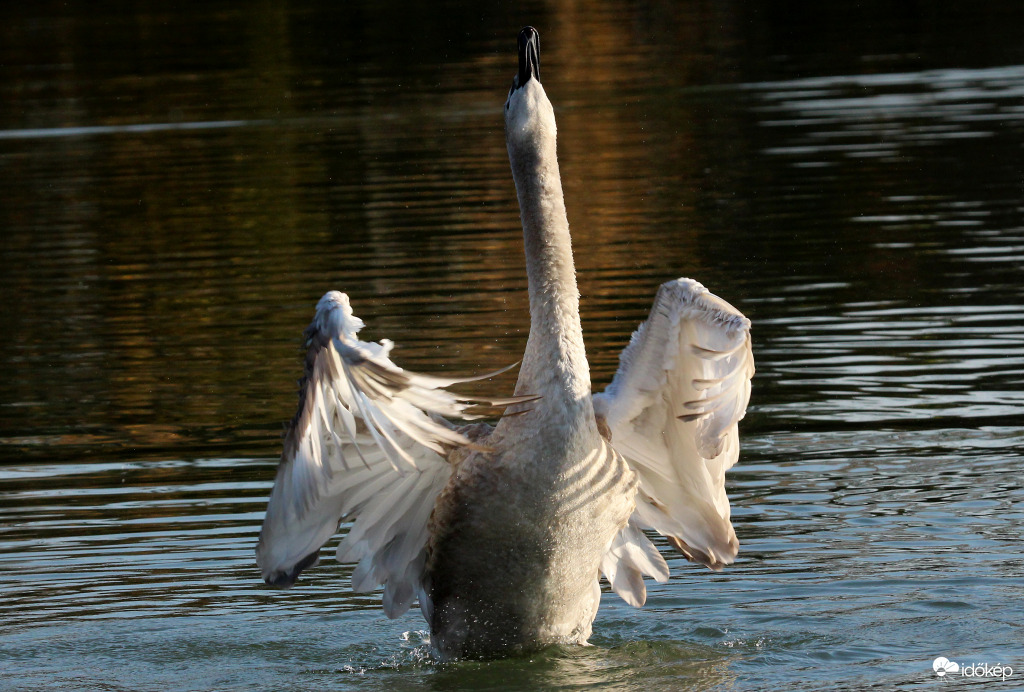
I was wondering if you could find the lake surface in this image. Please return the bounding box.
[2,2,1023,690]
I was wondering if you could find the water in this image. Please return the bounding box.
[2,2,1023,689]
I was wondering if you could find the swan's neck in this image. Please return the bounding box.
[507,134,592,419]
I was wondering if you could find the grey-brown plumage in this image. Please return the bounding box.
[255,26,754,661]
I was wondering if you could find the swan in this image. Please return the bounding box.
[255,26,754,660]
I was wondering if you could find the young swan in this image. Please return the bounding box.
[255,26,754,663]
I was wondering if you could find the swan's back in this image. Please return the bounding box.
[424,423,636,658]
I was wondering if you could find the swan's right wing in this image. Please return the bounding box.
[256,292,524,618]
[594,278,753,586]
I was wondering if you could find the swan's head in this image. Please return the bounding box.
[504,27,556,160]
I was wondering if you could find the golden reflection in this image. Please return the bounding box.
[2,2,1021,478]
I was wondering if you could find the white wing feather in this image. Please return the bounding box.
[595,278,753,590]
[256,291,523,617]
[599,518,670,607]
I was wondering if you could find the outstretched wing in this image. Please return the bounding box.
[256,291,525,618]
[594,278,754,592]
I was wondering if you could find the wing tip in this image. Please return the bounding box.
[315,290,365,339]
[660,277,751,333]
[259,549,321,588]
[666,535,738,572]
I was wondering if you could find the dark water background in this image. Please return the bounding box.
[2,2,1023,690]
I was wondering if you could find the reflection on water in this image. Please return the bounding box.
[2,2,1023,690]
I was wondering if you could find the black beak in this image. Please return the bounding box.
[517,26,540,86]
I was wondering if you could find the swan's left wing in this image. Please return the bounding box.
[594,278,753,593]
[256,291,524,617]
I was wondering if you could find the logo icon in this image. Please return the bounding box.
[934,657,961,677]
